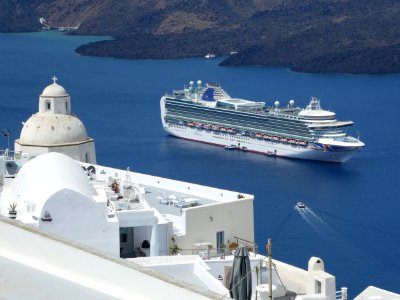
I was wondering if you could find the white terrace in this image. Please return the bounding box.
[0,152,254,259]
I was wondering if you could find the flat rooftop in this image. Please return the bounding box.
[0,256,119,300]
[82,162,247,216]
[143,185,216,216]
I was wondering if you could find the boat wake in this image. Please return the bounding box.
[295,206,321,233]
[294,206,337,238]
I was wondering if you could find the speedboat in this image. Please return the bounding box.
[297,202,306,209]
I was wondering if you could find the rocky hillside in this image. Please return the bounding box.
[1,0,400,74]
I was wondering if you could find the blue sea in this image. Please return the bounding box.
[1,31,399,297]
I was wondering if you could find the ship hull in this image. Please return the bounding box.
[162,122,360,163]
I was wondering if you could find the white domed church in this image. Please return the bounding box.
[14,77,96,163]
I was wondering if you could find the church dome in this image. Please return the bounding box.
[41,82,68,97]
[19,113,89,146]
[11,152,92,213]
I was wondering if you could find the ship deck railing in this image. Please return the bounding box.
[0,149,21,160]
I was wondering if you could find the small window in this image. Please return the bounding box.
[216,230,225,253]
[315,280,322,294]
[65,101,68,111]
[46,101,51,110]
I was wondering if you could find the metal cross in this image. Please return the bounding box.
[52,76,58,84]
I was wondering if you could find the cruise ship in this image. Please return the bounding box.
[160,81,365,163]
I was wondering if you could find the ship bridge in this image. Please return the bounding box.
[216,98,265,111]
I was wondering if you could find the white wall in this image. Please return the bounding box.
[177,198,254,251]
[273,259,308,294]
[0,217,221,299]
[273,258,336,300]
[151,262,229,295]
[124,171,251,202]
[38,188,120,256]
[14,140,96,163]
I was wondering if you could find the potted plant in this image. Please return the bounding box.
[220,243,226,259]
[207,244,213,259]
[255,265,260,285]
[170,236,181,255]
[229,241,239,254]
[8,203,17,219]
[111,178,120,193]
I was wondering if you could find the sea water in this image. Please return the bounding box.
[1,31,399,297]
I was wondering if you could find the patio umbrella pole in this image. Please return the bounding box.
[267,239,272,300]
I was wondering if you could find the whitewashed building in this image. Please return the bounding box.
[0,151,254,259]
[14,77,96,163]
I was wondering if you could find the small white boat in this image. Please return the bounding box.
[297,202,306,209]
[205,53,216,59]
[225,145,237,150]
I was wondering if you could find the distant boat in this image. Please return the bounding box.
[297,202,306,209]
[230,51,238,55]
[58,26,79,32]
[240,146,248,152]
[205,53,216,59]
[225,145,237,150]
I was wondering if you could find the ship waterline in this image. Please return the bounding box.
[162,123,360,163]
[160,81,365,163]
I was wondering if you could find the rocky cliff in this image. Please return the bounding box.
[2,0,400,74]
